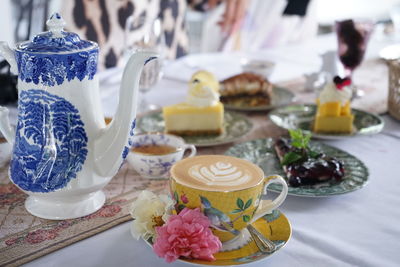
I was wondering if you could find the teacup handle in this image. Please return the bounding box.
[251,175,288,223]
[182,144,196,158]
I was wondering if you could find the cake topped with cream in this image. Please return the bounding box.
[314,76,354,134]
[186,71,220,107]
[319,76,352,105]
[162,70,224,136]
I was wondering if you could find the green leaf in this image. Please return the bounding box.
[308,150,320,159]
[174,191,179,202]
[304,133,311,145]
[244,199,253,210]
[237,198,244,210]
[288,129,311,149]
[291,139,303,148]
[243,215,250,222]
[231,209,243,214]
[281,151,303,166]
[289,129,302,141]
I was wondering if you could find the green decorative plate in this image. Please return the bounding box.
[144,210,291,266]
[136,111,253,147]
[269,104,384,139]
[225,138,369,197]
[224,86,295,111]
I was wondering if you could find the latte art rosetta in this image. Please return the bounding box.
[189,162,251,186]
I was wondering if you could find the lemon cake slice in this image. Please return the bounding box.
[163,71,224,136]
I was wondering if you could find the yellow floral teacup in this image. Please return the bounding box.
[170,155,288,243]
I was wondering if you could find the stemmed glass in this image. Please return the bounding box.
[124,15,166,113]
[335,19,374,98]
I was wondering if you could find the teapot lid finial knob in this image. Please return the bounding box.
[46,13,66,38]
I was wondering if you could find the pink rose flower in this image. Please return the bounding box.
[153,208,222,263]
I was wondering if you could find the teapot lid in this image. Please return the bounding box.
[16,13,97,53]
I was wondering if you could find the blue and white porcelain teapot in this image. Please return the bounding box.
[0,13,157,219]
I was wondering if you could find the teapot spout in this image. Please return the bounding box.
[94,51,158,177]
[0,42,18,74]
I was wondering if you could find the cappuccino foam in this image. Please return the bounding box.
[171,155,264,191]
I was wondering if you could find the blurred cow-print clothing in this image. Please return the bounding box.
[61,0,203,70]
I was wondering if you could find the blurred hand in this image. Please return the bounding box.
[208,0,249,35]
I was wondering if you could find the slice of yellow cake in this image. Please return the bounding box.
[163,71,224,136]
[314,76,354,134]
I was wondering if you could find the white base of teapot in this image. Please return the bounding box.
[25,190,106,220]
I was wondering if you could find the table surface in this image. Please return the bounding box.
[24,33,400,267]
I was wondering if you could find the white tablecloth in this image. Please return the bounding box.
[24,34,400,267]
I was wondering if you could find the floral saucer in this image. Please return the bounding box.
[136,110,253,147]
[145,210,291,266]
[223,86,295,112]
[225,138,369,197]
[269,104,384,140]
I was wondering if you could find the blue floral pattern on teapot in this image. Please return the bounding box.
[15,50,98,87]
[10,89,88,193]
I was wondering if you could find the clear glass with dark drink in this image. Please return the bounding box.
[335,19,374,98]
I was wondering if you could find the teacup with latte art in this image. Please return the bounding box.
[171,155,263,191]
[170,155,288,244]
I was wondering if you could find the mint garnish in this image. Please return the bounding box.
[281,129,320,166]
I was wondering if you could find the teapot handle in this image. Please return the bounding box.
[0,42,18,75]
[0,106,15,144]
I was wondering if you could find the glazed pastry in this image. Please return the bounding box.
[163,71,224,136]
[314,76,354,134]
[220,72,273,107]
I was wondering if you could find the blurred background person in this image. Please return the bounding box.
[201,0,317,53]
[60,0,249,69]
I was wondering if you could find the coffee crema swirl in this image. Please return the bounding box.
[171,155,264,191]
[189,162,251,187]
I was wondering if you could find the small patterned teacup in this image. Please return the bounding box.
[127,133,196,179]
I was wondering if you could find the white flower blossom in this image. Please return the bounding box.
[129,190,174,240]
